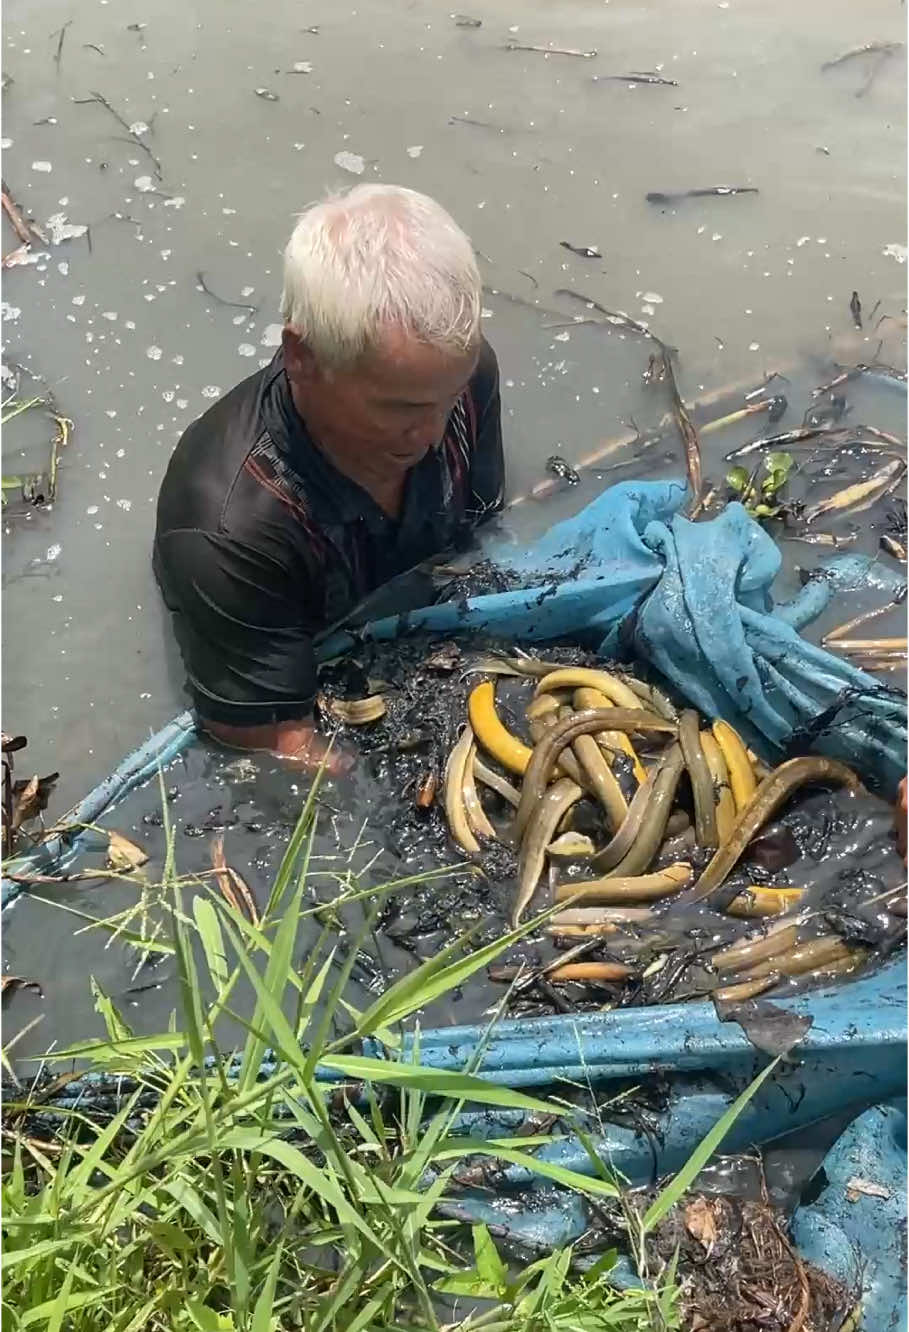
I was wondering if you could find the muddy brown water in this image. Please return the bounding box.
[1,0,906,1212]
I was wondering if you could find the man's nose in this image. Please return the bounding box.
[405,408,448,449]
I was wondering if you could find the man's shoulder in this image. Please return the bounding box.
[156,364,274,538]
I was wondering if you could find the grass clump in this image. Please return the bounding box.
[3,782,773,1330]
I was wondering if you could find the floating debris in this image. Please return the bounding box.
[593,71,679,86]
[560,241,601,259]
[646,186,758,204]
[254,88,279,101]
[334,150,366,175]
[45,212,88,246]
[452,14,482,27]
[850,290,863,330]
[503,43,597,58]
[546,456,581,485]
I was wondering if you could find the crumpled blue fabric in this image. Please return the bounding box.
[319,479,906,795]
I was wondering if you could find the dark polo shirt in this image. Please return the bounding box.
[153,341,504,724]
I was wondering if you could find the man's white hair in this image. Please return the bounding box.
[280,184,481,370]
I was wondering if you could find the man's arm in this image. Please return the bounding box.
[155,528,346,771]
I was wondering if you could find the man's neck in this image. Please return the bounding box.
[288,379,405,518]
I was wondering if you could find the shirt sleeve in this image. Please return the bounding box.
[154,527,318,726]
[467,339,505,523]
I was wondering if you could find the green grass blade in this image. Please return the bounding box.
[317,1054,557,1116]
[641,1057,780,1234]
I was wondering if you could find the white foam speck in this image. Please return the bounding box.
[129,121,149,136]
[1,138,12,150]
[291,61,313,73]
[748,342,760,351]
[406,144,424,158]
[232,312,248,325]
[480,307,493,319]
[134,175,155,192]
[162,390,175,403]
[86,505,99,516]
[201,385,221,399]
[116,498,132,511]
[146,345,163,360]
[261,323,283,346]
[172,354,184,366]
[796,235,810,247]
[163,195,185,209]
[883,242,907,264]
[240,286,255,297]
[58,260,69,276]
[46,544,62,561]
[102,311,118,321]
[1,302,22,323]
[642,291,663,304]
[32,160,52,173]
[333,150,365,175]
[238,343,256,356]
[553,330,570,342]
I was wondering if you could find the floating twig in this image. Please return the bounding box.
[822,41,904,70]
[553,287,659,341]
[661,352,704,512]
[1,184,38,246]
[195,271,259,315]
[83,43,106,56]
[449,113,509,131]
[823,593,906,644]
[72,91,162,177]
[593,72,679,86]
[849,291,863,329]
[503,42,597,58]
[50,20,72,70]
[646,185,758,205]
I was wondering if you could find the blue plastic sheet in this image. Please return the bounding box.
[321,479,906,795]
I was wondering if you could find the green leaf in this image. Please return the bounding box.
[641,1058,780,1234]
[350,911,555,1038]
[318,1054,557,1116]
[193,897,228,994]
[473,1223,507,1292]
[725,466,749,493]
[251,1242,282,1332]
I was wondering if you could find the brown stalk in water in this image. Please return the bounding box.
[822,595,906,643]
[210,832,259,925]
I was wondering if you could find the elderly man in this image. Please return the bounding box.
[155,185,503,768]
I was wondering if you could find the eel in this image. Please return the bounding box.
[513,777,583,925]
[554,861,692,904]
[711,719,757,810]
[687,756,864,904]
[513,707,674,842]
[678,709,718,848]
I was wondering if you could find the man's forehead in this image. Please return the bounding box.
[362,325,478,386]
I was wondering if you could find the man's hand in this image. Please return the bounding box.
[201,718,353,776]
[898,776,907,862]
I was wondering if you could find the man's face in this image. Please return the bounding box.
[284,325,479,475]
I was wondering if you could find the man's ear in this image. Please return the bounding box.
[282,328,319,384]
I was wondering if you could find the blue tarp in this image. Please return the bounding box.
[322,478,907,795]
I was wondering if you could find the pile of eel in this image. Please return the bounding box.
[438,654,903,1004]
